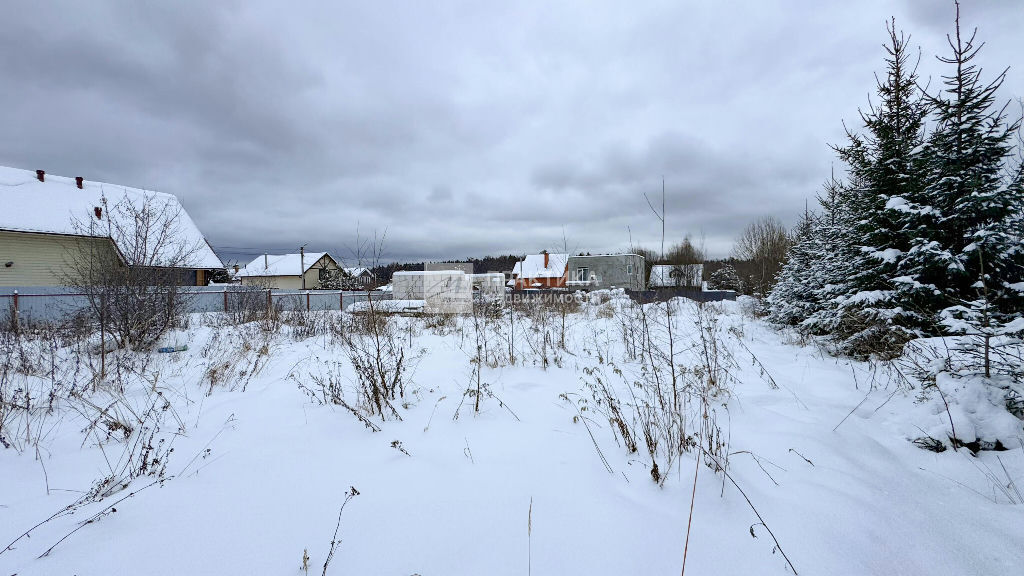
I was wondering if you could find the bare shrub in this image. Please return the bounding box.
[451,301,521,419]
[1,370,176,560]
[296,360,347,406]
[198,324,273,394]
[423,312,457,335]
[73,389,176,500]
[579,298,736,485]
[509,293,583,368]
[64,191,207,351]
[0,324,96,451]
[338,301,421,420]
[468,299,511,368]
[222,284,273,326]
[282,310,332,340]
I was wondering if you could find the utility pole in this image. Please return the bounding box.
[644,176,667,261]
[300,244,307,290]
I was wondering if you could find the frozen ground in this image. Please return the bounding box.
[1,294,1022,575]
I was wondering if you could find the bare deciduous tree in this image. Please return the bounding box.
[731,216,790,296]
[664,237,705,266]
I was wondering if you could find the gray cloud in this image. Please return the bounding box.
[1,0,1022,264]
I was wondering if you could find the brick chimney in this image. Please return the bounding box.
[75,177,84,189]
[36,170,45,182]
[543,250,549,268]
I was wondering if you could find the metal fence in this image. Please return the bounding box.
[629,287,737,304]
[0,286,391,326]
[0,284,735,326]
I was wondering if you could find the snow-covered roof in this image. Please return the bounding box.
[569,253,644,259]
[236,252,330,277]
[512,253,568,279]
[344,267,372,277]
[393,270,467,277]
[0,165,222,269]
[649,264,703,287]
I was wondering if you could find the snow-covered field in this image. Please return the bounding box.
[1,293,1022,575]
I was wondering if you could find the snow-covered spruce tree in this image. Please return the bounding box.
[318,268,349,290]
[828,20,932,356]
[799,176,861,337]
[941,157,1024,378]
[708,264,743,293]
[767,207,821,326]
[902,4,1024,362]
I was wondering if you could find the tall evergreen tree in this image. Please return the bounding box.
[901,2,1024,337]
[829,20,931,355]
[769,5,1022,368]
[767,205,820,326]
[801,176,860,336]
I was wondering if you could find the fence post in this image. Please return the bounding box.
[223,288,228,312]
[339,291,343,310]
[306,291,310,312]
[11,290,18,332]
[266,289,272,318]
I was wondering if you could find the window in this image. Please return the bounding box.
[576,267,589,282]
[627,263,634,275]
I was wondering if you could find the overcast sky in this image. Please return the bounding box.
[2,1,1022,265]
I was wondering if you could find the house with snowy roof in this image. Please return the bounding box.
[236,252,340,290]
[0,166,223,287]
[342,267,377,289]
[510,251,568,289]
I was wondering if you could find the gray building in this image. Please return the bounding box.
[565,254,645,291]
